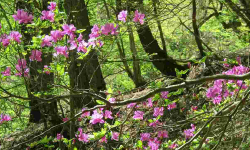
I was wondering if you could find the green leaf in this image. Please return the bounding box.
[96,100,105,105]
[136,140,143,148]
[76,29,86,33]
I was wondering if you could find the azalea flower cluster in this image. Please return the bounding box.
[206,61,249,104]
[0,31,22,47]
[184,124,196,139]
[0,114,11,124]
[41,2,56,22]
[140,130,168,149]
[118,10,145,25]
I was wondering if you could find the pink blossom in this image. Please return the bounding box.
[191,106,198,111]
[109,97,116,103]
[15,59,29,77]
[127,103,137,108]
[99,136,107,143]
[133,111,144,120]
[148,139,159,150]
[169,143,178,149]
[161,91,169,99]
[69,41,77,50]
[29,50,42,61]
[101,23,118,35]
[62,24,76,36]
[77,128,89,143]
[89,24,100,39]
[77,34,83,42]
[63,118,69,122]
[41,10,54,22]
[54,46,68,58]
[81,108,90,118]
[153,107,164,117]
[77,40,88,53]
[41,35,53,47]
[104,110,113,119]
[147,98,153,107]
[50,30,64,42]
[133,10,145,25]
[111,132,119,141]
[57,133,63,140]
[48,2,56,11]
[184,124,196,139]
[157,130,168,138]
[9,31,22,43]
[168,102,176,110]
[90,112,104,124]
[97,39,104,47]
[2,67,11,76]
[0,23,1,29]
[118,10,127,23]
[0,114,11,123]
[2,38,10,47]
[149,119,161,128]
[43,65,51,74]
[140,133,150,141]
[13,9,33,24]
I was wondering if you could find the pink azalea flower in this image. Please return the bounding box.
[57,133,63,140]
[77,40,88,53]
[149,119,161,128]
[188,62,191,68]
[184,124,196,139]
[41,35,53,47]
[147,98,153,107]
[161,91,169,99]
[29,50,42,61]
[140,133,150,141]
[133,111,144,120]
[111,132,119,141]
[81,108,90,118]
[148,140,159,150]
[77,128,89,143]
[127,103,137,108]
[109,97,116,103]
[97,39,104,47]
[104,110,113,119]
[43,65,51,74]
[0,114,11,123]
[101,23,118,35]
[191,106,198,111]
[2,38,10,47]
[90,112,104,124]
[153,107,164,117]
[168,102,176,110]
[54,46,68,58]
[89,24,100,39]
[157,130,168,138]
[118,10,127,23]
[77,33,83,42]
[9,31,22,43]
[0,23,1,29]
[41,11,54,22]
[62,24,76,36]
[13,9,33,24]
[2,67,11,76]
[169,143,178,149]
[133,10,145,25]
[99,136,107,143]
[63,117,69,122]
[69,41,77,50]
[15,59,29,77]
[48,2,56,11]
[50,30,64,42]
